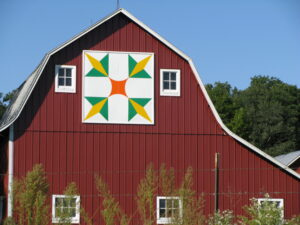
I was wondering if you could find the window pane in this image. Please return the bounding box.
[171,81,176,90]
[163,82,170,90]
[159,209,166,217]
[58,68,64,77]
[55,198,62,207]
[166,209,172,217]
[166,199,173,208]
[56,207,62,217]
[58,78,65,86]
[163,72,170,81]
[66,78,72,86]
[173,199,179,208]
[70,208,76,217]
[275,201,281,208]
[172,209,179,217]
[63,199,68,207]
[70,198,76,207]
[63,207,69,214]
[66,68,72,77]
[159,199,166,208]
[171,72,176,81]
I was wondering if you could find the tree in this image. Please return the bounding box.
[0,93,7,120]
[0,89,17,120]
[206,76,300,156]
[239,76,299,156]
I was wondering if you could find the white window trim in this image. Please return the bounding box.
[157,196,182,224]
[160,69,181,96]
[55,65,77,93]
[257,198,284,218]
[52,194,80,224]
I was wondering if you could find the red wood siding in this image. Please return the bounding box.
[12,14,300,223]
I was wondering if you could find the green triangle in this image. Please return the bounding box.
[86,68,107,77]
[128,55,137,75]
[131,69,151,78]
[85,97,106,106]
[130,98,151,107]
[101,54,109,74]
[100,99,108,120]
[128,99,137,121]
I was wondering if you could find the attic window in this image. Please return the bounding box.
[55,65,76,93]
[160,69,180,96]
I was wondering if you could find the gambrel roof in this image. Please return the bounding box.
[1,8,299,180]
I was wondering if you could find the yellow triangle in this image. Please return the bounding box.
[84,98,108,120]
[85,53,108,76]
[129,99,152,122]
[129,56,151,77]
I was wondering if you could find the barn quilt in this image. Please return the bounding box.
[82,51,154,124]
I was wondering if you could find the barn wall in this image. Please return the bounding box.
[12,14,300,223]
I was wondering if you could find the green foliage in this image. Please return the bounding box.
[159,164,175,196]
[12,164,49,225]
[3,217,17,225]
[172,167,205,225]
[0,89,17,120]
[95,175,129,225]
[136,164,157,225]
[207,210,234,225]
[206,82,237,126]
[206,76,300,156]
[0,93,6,120]
[285,215,300,225]
[239,195,283,225]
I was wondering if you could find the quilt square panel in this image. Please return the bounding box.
[82,50,154,124]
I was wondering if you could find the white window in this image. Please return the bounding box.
[257,198,284,218]
[160,69,180,96]
[157,196,182,224]
[52,195,80,224]
[55,65,76,93]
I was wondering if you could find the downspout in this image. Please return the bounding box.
[7,125,14,217]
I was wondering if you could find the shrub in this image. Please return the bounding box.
[95,175,130,225]
[239,194,283,225]
[12,164,49,225]
[172,167,205,225]
[207,210,234,225]
[136,164,157,225]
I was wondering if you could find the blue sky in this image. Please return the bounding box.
[0,0,299,94]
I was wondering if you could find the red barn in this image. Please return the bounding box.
[0,8,300,224]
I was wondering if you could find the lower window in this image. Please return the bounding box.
[257,198,284,218]
[52,195,80,224]
[157,196,182,224]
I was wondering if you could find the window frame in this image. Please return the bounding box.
[160,69,181,96]
[257,198,284,218]
[55,65,77,93]
[156,196,183,224]
[52,194,80,224]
